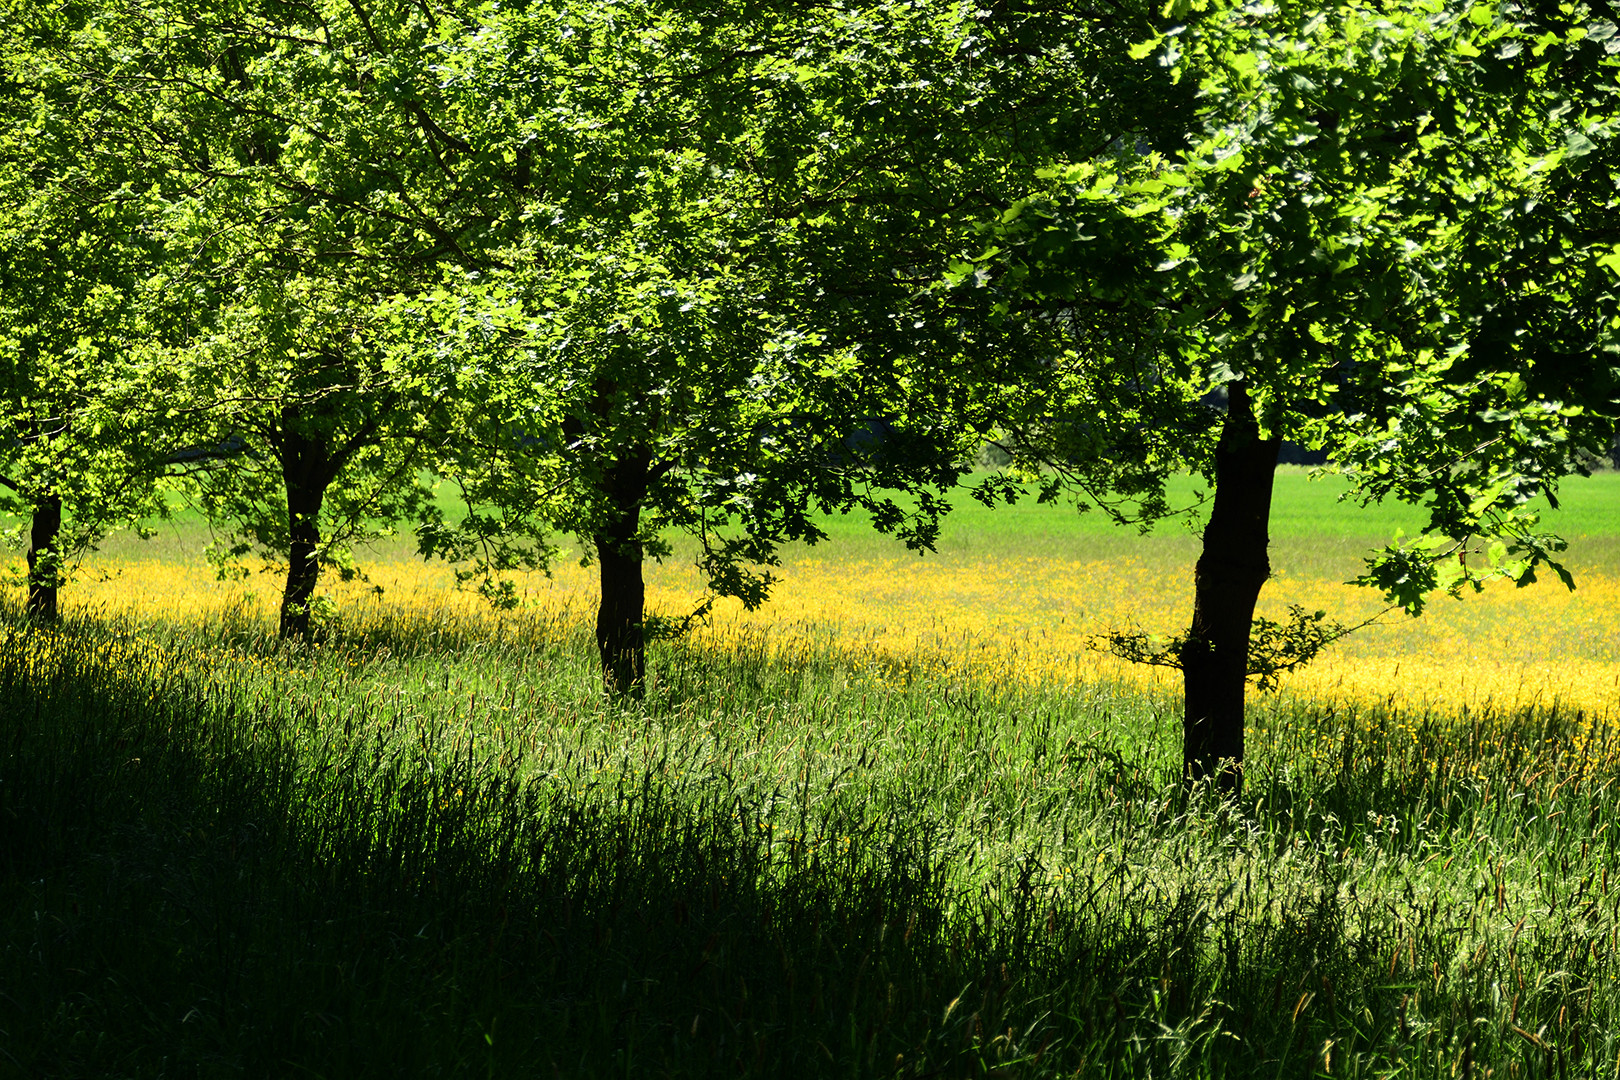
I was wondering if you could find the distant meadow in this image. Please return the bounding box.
[62,469,1620,716]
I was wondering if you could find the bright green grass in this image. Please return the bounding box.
[97,468,1620,578]
[3,601,1619,1077]
[769,468,1620,587]
[822,467,1620,543]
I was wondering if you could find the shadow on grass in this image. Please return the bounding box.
[0,620,1602,1078]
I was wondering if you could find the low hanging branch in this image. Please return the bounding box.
[642,596,715,643]
[1094,604,1393,692]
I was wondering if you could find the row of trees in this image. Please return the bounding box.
[3,0,1616,784]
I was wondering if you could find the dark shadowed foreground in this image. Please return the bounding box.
[2,609,1616,1077]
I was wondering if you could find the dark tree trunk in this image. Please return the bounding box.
[26,492,62,623]
[278,424,333,640]
[1182,383,1281,791]
[593,454,651,699]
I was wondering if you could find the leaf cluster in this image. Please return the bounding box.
[952,0,1620,618]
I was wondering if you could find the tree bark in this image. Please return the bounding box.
[593,453,651,699]
[1181,383,1281,791]
[26,492,62,623]
[278,424,333,640]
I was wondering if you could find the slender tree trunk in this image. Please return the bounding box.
[281,480,324,639]
[593,454,650,699]
[278,424,332,640]
[26,492,62,623]
[1181,383,1281,790]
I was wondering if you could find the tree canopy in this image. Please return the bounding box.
[0,2,180,618]
[400,0,1183,691]
[950,0,1620,782]
[2,0,1613,739]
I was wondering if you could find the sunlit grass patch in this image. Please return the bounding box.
[49,524,1620,720]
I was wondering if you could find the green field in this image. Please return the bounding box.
[3,472,1620,1077]
[802,468,1620,576]
[99,466,1620,575]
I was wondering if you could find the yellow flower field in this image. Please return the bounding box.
[51,524,1620,718]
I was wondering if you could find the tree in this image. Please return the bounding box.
[51,0,994,655]
[152,282,447,639]
[50,0,493,637]
[57,0,1186,680]
[0,3,174,620]
[412,0,1187,695]
[951,0,1620,786]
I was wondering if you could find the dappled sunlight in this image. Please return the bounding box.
[53,533,1620,718]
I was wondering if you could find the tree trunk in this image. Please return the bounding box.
[593,454,651,699]
[26,492,62,623]
[278,425,332,640]
[1181,383,1281,791]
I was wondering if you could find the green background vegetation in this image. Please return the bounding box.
[88,468,1620,580]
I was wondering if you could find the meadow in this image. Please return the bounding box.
[71,469,1620,714]
[3,470,1619,1077]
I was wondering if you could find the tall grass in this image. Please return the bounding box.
[3,601,1618,1077]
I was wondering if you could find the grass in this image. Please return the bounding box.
[91,467,1620,562]
[799,469,1620,555]
[3,591,1620,1077]
[3,471,1619,1076]
[86,471,1620,716]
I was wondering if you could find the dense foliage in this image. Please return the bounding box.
[949,0,1620,778]
[9,2,1620,1074]
[2,0,1616,746]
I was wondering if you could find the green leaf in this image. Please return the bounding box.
[1128,37,1162,60]
[1566,128,1597,160]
